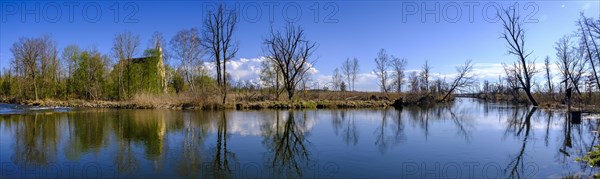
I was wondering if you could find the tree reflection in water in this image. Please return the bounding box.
[554,109,600,176]
[390,107,406,145]
[176,111,210,177]
[64,112,109,160]
[8,113,61,166]
[445,104,474,143]
[331,109,359,146]
[501,106,600,178]
[373,103,475,154]
[544,110,554,147]
[209,111,237,178]
[374,109,405,154]
[263,110,311,178]
[343,111,359,146]
[503,107,537,178]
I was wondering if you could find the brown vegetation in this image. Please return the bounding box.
[4,90,455,110]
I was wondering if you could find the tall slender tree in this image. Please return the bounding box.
[171,28,203,91]
[351,58,359,91]
[342,58,352,91]
[202,4,239,104]
[61,45,80,98]
[420,60,431,93]
[555,35,585,96]
[391,56,407,93]
[332,68,343,91]
[543,56,554,94]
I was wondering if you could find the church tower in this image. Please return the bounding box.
[156,41,167,93]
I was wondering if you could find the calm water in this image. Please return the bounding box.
[0,98,598,178]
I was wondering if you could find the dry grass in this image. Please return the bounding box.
[15,90,458,110]
[131,93,190,106]
[132,92,233,109]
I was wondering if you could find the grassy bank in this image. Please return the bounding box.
[7,90,600,112]
[3,91,450,110]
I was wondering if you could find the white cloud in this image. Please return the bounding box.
[202,57,319,87]
[471,63,506,79]
[224,57,264,82]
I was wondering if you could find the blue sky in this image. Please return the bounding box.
[1,1,599,91]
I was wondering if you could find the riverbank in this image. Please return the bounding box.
[9,91,599,112]
[3,92,446,110]
[473,93,600,113]
[12,99,394,110]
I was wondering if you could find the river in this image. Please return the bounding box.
[0,98,598,178]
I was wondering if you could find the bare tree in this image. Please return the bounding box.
[11,37,42,100]
[112,31,140,99]
[441,60,475,101]
[499,9,539,106]
[408,71,419,93]
[332,68,343,91]
[300,75,313,97]
[37,35,59,98]
[572,44,587,96]
[374,49,389,94]
[259,59,283,99]
[202,4,239,104]
[420,60,431,93]
[555,35,585,96]
[543,56,554,94]
[482,80,490,94]
[342,57,360,91]
[431,78,445,94]
[9,35,59,100]
[351,58,359,91]
[342,58,352,91]
[391,56,407,93]
[170,28,203,92]
[502,63,522,99]
[263,24,316,100]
